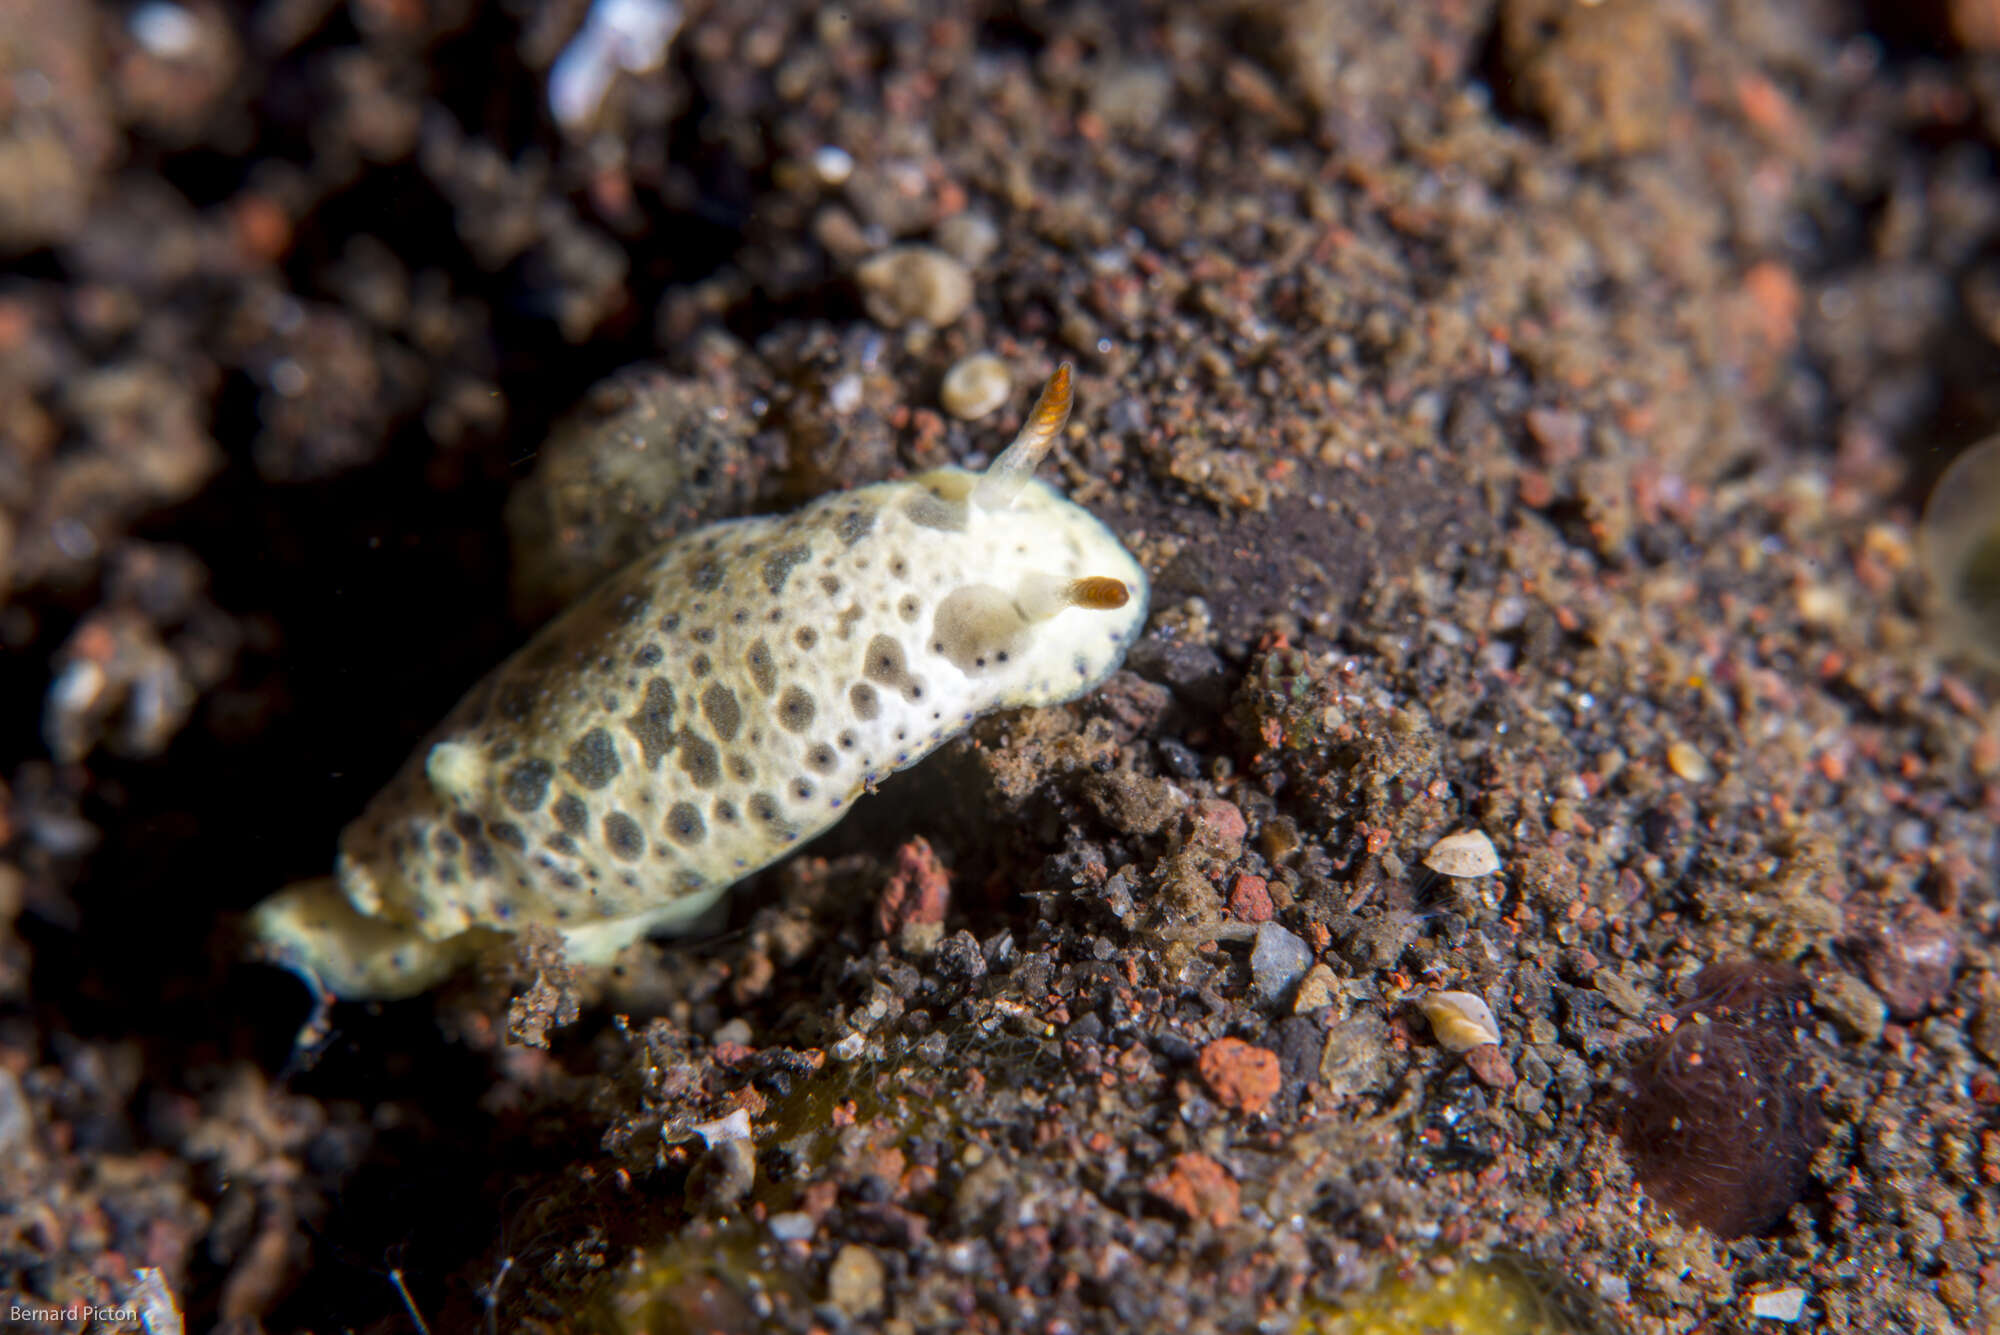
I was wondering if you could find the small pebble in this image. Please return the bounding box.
[1524,405,1587,466]
[1191,796,1248,853]
[693,1137,755,1207]
[1463,1042,1517,1089]
[1858,902,1960,1020]
[811,145,854,186]
[690,1107,751,1147]
[1812,971,1887,1045]
[0,1069,29,1155]
[129,1267,184,1335]
[1228,873,1273,923]
[1319,1015,1391,1096]
[1591,967,1648,1018]
[1291,963,1338,1014]
[1746,1285,1808,1322]
[1666,740,1713,782]
[939,353,1012,420]
[827,1243,886,1317]
[1147,1150,1240,1227]
[1970,996,2000,1065]
[130,2,201,59]
[1422,828,1501,879]
[935,212,1000,267]
[1250,921,1312,1007]
[768,1211,816,1242]
[942,1240,985,1274]
[1419,990,1502,1053]
[1198,1037,1282,1115]
[856,245,974,328]
[826,372,863,414]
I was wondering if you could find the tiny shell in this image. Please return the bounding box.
[856,244,974,328]
[940,353,1012,420]
[1666,739,1712,783]
[1420,990,1502,1053]
[1422,828,1500,879]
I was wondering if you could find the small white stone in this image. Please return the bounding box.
[768,1210,816,1242]
[130,2,201,59]
[1747,1285,1807,1322]
[690,1107,751,1148]
[1419,990,1502,1053]
[1422,828,1500,879]
[830,1031,867,1061]
[826,372,863,415]
[811,145,855,186]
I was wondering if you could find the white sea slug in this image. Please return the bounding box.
[250,366,1148,1001]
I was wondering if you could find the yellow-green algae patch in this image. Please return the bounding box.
[1299,1256,1611,1335]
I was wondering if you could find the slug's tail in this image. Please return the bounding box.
[249,876,486,999]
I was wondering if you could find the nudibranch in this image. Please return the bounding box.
[249,365,1149,1003]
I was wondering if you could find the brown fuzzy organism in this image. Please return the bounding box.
[1616,960,1825,1239]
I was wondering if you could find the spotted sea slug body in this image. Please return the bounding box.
[250,366,1148,1000]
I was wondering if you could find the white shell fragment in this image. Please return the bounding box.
[1420,990,1502,1053]
[1422,828,1501,879]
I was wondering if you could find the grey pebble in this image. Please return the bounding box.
[1319,1013,1390,1096]
[1814,971,1888,1045]
[1251,921,1313,1008]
